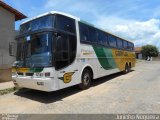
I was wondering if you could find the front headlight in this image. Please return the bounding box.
[45,72,50,77]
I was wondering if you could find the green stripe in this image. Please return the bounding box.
[93,46,117,70]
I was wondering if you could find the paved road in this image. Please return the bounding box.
[0,61,160,114]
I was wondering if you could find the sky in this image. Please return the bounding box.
[3,0,160,49]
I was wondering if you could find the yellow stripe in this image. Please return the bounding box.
[12,68,29,73]
[112,49,136,71]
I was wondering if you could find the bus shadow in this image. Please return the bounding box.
[91,70,134,87]
[14,70,134,104]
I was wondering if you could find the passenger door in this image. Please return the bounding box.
[54,15,78,89]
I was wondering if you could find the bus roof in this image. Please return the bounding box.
[22,11,80,24]
[22,11,133,43]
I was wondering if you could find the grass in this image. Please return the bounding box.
[0,87,20,95]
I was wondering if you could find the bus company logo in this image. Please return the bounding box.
[83,52,93,55]
[115,51,124,56]
[115,51,129,57]
[59,72,75,83]
[81,49,93,55]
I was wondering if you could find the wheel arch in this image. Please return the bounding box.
[81,65,94,80]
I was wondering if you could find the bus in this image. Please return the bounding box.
[11,11,135,92]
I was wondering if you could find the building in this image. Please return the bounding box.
[135,47,143,59]
[0,1,27,82]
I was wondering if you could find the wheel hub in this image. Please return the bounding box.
[84,74,90,85]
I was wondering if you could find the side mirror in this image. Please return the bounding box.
[9,42,17,57]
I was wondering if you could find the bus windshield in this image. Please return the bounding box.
[16,32,53,68]
[20,15,54,34]
[16,14,77,68]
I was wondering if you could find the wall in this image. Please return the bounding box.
[136,53,143,59]
[0,6,15,82]
[0,6,15,67]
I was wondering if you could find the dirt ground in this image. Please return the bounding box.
[0,61,159,114]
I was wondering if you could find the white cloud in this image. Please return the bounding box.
[44,0,94,14]
[44,0,160,50]
[93,16,160,50]
[12,0,160,50]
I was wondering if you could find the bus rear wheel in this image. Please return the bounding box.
[79,69,92,90]
[123,64,129,74]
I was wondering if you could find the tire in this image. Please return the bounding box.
[79,69,92,90]
[123,64,129,74]
[128,63,131,72]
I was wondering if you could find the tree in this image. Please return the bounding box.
[142,45,159,59]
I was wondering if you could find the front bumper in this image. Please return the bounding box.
[12,76,55,92]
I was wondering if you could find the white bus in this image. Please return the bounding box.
[12,11,135,92]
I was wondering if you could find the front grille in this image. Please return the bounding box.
[26,73,34,76]
[17,72,23,76]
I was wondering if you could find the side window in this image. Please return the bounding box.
[117,38,123,49]
[108,35,117,48]
[97,31,108,46]
[104,33,109,46]
[97,30,105,45]
[89,27,97,43]
[123,41,128,50]
[128,42,134,51]
[56,15,76,34]
[79,22,89,42]
[132,43,134,51]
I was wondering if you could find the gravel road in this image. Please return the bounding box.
[0,61,160,114]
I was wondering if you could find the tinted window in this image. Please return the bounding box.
[29,34,52,55]
[55,34,69,69]
[17,33,53,68]
[20,15,53,34]
[89,27,97,43]
[104,34,109,46]
[132,43,134,50]
[56,15,76,34]
[123,41,128,50]
[69,36,77,63]
[97,30,104,45]
[108,35,117,47]
[128,42,134,51]
[97,31,108,46]
[79,23,89,42]
[117,38,123,49]
[55,34,77,70]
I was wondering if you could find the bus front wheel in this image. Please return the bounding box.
[79,69,92,90]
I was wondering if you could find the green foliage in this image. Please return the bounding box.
[142,45,159,59]
[0,87,19,95]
